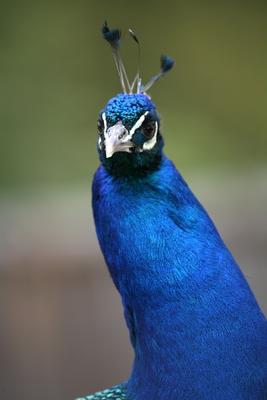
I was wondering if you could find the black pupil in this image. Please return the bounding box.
[142,121,155,138]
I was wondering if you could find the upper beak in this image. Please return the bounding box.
[105,121,133,158]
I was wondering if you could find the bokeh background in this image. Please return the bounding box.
[0,1,267,399]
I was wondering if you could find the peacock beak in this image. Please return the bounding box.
[104,121,133,158]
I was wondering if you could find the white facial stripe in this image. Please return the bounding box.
[129,111,149,137]
[142,121,158,151]
[102,112,107,135]
[97,113,108,150]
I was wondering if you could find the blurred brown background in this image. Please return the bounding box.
[0,1,266,399]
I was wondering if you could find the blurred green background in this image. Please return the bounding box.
[1,0,267,189]
[0,1,267,399]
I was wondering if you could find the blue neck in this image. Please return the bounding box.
[92,156,267,399]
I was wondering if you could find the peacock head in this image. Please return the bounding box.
[97,22,174,177]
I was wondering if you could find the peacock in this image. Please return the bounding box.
[76,23,267,400]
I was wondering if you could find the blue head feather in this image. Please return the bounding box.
[104,93,156,127]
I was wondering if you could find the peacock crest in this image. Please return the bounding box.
[102,21,174,95]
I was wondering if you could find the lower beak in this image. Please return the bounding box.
[105,137,133,158]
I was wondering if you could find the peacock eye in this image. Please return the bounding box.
[141,120,156,139]
[97,118,104,134]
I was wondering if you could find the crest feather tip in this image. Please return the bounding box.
[102,21,121,49]
[160,55,175,73]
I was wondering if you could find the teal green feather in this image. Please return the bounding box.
[76,384,127,400]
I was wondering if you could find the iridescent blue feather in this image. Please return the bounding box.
[77,23,267,400]
[76,384,127,400]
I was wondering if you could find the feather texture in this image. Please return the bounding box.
[76,384,126,400]
[91,156,267,399]
[79,91,267,399]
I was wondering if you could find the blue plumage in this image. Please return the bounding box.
[87,93,267,399]
[77,23,267,400]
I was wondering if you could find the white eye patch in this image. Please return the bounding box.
[98,113,108,150]
[142,121,158,151]
[130,111,159,151]
[102,112,107,134]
